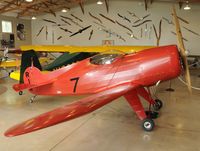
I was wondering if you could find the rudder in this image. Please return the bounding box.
[20,50,42,83]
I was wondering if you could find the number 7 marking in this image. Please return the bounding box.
[70,77,80,93]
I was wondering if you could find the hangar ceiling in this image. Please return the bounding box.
[0,0,199,18]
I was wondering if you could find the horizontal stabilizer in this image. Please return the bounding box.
[13,83,32,92]
[13,79,54,92]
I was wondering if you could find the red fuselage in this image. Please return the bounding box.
[28,45,181,95]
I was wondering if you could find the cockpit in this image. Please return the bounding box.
[90,50,125,65]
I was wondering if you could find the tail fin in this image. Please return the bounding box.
[20,50,42,83]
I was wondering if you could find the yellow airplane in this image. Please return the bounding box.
[0,57,49,81]
[10,45,155,81]
[20,45,154,53]
[0,59,21,68]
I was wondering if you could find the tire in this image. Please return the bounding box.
[153,99,163,111]
[142,118,155,131]
[19,91,23,95]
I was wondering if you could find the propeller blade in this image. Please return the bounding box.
[172,6,192,93]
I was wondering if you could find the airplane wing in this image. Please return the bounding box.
[0,57,48,68]
[0,60,21,68]
[20,45,154,53]
[5,83,136,137]
[10,70,49,81]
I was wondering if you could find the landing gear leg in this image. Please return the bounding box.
[124,89,155,131]
[136,87,162,119]
[30,95,37,103]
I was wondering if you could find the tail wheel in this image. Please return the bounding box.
[142,118,155,131]
[19,91,23,95]
[153,99,163,111]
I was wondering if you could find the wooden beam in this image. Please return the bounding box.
[42,2,56,17]
[0,0,16,13]
[0,0,50,14]
[18,4,69,17]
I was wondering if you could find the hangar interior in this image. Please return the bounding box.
[0,0,200,151]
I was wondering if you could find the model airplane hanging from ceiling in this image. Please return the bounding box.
[4,7,192,137]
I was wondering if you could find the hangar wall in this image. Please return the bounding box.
[0,15,32,48]
[31,0,200,55]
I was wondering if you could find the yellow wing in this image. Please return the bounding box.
[0,60,21,68]
[20,45,154,53]
[6,57,49,81]
[9,70,20,81]
[10,70,49,81]
[0,57,48,68]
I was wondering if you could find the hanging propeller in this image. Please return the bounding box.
[172,6,192,93]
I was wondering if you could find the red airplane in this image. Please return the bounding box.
[5,45,185,137]
[4,8,191,137]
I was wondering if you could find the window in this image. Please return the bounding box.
[90,54,122,65]
[2,20,12,33]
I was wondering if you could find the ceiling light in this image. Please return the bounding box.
[97,0,103,5]
[61,8,68,13]
[31,16,36,20]
[184,1,191,10]
[184,5,191,10]
[25,0,33,2]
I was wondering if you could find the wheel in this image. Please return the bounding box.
[29,96,35,103]
[19,91,23,95]
[153,99,163,111]
[142,118,155,131]
[29,98,34,103]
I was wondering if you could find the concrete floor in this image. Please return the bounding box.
[0,70,200,151]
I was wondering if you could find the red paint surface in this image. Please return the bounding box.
[6,45,182,137]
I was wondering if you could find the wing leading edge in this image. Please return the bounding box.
[5,83,136,137]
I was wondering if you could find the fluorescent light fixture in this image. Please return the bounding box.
[61,8,68,13]
[184,1,191,10]
[31,16,36,20]
[97,0,103,5]
[25,0,33,2]
[184,5,191,10]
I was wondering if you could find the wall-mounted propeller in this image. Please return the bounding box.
[172,6,192,93]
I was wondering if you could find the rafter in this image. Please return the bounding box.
[0,0,50,14]
[0,0,16,13]
[1,0,200,18]
[18,4,70,17]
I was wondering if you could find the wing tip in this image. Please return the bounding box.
[4,126,25,137]
[4,130,15,137]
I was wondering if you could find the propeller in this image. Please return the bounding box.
[172,6,192,93]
